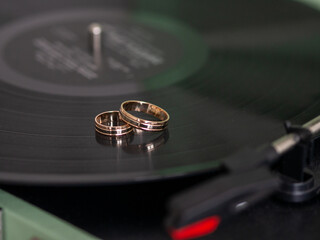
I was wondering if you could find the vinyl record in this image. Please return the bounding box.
[0,0,320,185]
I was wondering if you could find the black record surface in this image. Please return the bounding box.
[0,0,320,185]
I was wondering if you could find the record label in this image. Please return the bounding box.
[0,9,208,96]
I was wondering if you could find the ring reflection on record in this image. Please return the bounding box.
[95,110,133,136]
[122,129,169,154]
[95,130,134,147]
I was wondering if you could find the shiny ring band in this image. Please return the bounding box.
[119,100,170,131]
[95,111,133,136]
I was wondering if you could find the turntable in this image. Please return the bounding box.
[0,0,320,239]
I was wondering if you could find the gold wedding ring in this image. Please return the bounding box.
[119,100,170,131]
[95,111,133,136]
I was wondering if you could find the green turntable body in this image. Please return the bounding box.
[0,190,98,240]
